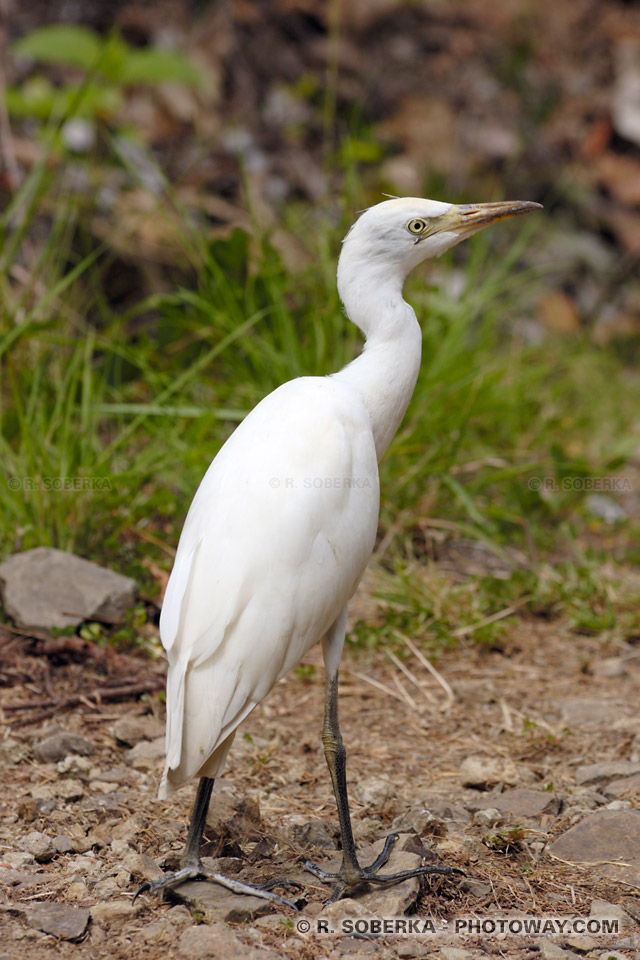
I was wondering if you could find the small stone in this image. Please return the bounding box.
[66,881,89,901]
[565,934,599,952]
[396,943,429,959]
[459,877,492,897]
[590,898,635,931]
[0,546,136,631]
[122,851,163,883]
[460,755,518,788]
[1,851,35,868]
[178,921,280,959]
[440,949,477,960]
[53,835,74,854]
[166,905,192,924]
[539,941,582,960]
[112,715,164,747]
[34,732,94,763]
[19,831,55,863]
[125,737,165,770]
[110,838,131,857]
[291,819,339,849]
[473,808,502,827]
[592,657,628,678]
[0,739,28,764]
[603,773,640,798]
[26,902,90,940]
[57,755,93,775]
[576,761,640,785]
[469,788,561,818]
[352,777,395,810]
[56,779,85,801]
[90,901,138,925]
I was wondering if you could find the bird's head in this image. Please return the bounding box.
[338,196,542,292]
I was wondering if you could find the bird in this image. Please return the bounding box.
[136,196,541,908]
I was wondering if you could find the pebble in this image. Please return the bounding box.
[469,787,561,818]
[539,941,583,960]
[590,898,635,931]
[125,737,165,770]
[352,776,395,809]
[53,835,75,854]
[90,901,138,925]
[291,819,338,849]
[178,922,280,959]
[575,761,640,785]
[19,831,55,863]
[56,778,85,801]
[459,755,519,788]
[34,732,95,764]
[459,877,492,897]
[112,715,164,747]
[26,902,90,940]
[473,807,503,827]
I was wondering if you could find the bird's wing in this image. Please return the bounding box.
[159,376,379,795]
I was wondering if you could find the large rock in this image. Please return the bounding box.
[27,902,90,940]
[548,808,640,884]
[0,546,136,631]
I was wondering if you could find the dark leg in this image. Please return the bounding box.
[303,670,463,903]
[134,776,298,908]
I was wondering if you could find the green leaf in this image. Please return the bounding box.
[13,25,103,71]
[118,49,202,87]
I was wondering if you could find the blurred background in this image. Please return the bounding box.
[1,0,639,650]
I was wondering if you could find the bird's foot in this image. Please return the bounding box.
[133,860,301,910]
[303,833,464,905]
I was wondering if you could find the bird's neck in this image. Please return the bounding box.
[332,272,422,462]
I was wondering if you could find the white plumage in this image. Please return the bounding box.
[143,196,540,907]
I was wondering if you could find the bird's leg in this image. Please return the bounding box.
[303,667,463,903]
[134,776,299,909]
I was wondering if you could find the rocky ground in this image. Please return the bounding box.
[1,592,639,960]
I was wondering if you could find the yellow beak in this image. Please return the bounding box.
[439,199,542,236]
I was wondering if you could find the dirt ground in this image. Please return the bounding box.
[1,579,639,959]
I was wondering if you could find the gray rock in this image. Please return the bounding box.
[26,902,90,940]
[89,901,138,925]
[548,809,640,884]
[590,898,635,932]
[172,881,275,924]
[539,941,582,960]
[0,546,136,631]
[603,773,640,798]
[112,715,164,746]
[292,819,339,849]
[473,807,502,827]
[575,761,640,785]
[440,949,478,960]
[178,923,280,960]
[352,777,394,809]
[459,877,492,897]
[565,934,599,952]
[53,835,75,854]
[56,778,85,801]
[460,755,518,788]
[34,732,94,763]
[557,698,631,727]
[0,738,28,764]
[125,736,165,770]
[469,787,561,817]
[19,831,55,863]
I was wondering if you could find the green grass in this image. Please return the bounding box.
[1,137,639,649]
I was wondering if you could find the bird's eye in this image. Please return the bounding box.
[407,219,427,235]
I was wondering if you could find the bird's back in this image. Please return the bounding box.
[159,375,379,796]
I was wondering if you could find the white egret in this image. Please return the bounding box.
[136,196,541,908]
